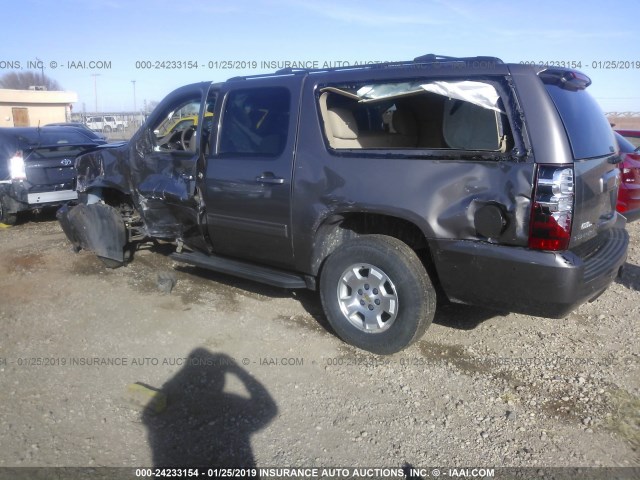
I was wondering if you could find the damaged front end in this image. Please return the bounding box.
[57,83,214,266]
[57,202,128,268]
[56,139,136,267]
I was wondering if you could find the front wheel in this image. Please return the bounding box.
[319,235,436,355]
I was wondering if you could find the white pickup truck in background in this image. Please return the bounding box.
[85,115,128,132]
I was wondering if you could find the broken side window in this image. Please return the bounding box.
[152,98,203,153]
[318,79,513,153]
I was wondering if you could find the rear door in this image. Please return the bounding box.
[542,74,620,246]
[203,78,301,268]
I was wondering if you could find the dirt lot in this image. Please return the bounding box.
[609,117,640,131]
[0,212,638,472]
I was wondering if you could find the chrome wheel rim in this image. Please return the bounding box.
[336,263,399,333]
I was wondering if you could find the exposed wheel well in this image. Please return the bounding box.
[85,187,133,210]
[84,187,137,223]
[84,187,145,243]
[311,212,439,289]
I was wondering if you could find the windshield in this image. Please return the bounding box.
[155,101,201,137]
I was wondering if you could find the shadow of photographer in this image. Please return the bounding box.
[143,349,277,469]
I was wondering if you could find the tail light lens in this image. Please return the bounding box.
[529,164,574,251]
[621,167,635,184]
[620,153,640,184]
[9,150,26,180]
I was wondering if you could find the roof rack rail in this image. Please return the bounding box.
[274,67,310,75]
[413,53,504,64]
[226,54,504,82]
[228,68,312,81]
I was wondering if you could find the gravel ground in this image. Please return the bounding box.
[0,212,638,471]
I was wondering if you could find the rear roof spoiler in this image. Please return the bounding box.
[538,68,592,90]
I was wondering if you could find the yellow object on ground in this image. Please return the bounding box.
[126,382,167,414]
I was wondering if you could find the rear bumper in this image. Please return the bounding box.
[431,227,629,318]
[0,181,76,214]
[27,190,77,205]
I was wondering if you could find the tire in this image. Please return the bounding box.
[0,195,18,226]
[103,125,112,133]
[319,234,436,355]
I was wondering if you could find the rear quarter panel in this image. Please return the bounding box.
[510,65,621,247]
[292,75,536,275]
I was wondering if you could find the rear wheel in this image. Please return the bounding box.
[103,125,112,133]
[0,195,18,225]
[319,235,436,354]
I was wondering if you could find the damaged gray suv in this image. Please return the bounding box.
[58,54,629,354]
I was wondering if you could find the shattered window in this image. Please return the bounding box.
[318,79,512,152]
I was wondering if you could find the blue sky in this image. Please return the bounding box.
[3,0,639,113]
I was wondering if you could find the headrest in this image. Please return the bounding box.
[442,99,500,150]
[327,108,359,139]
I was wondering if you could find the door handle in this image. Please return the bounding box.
[256,174,284,185]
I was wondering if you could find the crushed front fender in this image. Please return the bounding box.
[57,203,127,267]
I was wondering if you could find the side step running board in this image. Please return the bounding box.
[170,251,308,289]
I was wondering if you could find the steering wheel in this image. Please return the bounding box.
[181,125,197,151]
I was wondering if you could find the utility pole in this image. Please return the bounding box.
[91,74,101,112]
[132,80,137,125]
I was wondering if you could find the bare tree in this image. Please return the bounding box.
[147,100,160,113]
[0,71,62,91]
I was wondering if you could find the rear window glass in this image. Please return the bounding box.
[14,130,94,146]
[544,85,615,159]
[30,145,93,158]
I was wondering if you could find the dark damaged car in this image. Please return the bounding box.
[58,54,628,354]
[0,127,107,225]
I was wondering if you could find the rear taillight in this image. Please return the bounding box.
[621,167,635,183]
[621,154,640,183]
[9,150,26,180]
[528,164,574,251]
